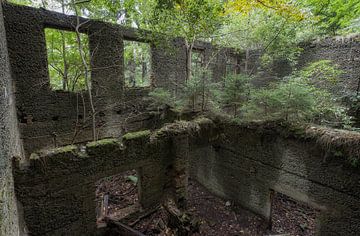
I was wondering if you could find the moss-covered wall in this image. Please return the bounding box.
[13,120,204,236]
[190,121,360,236]
[12,116,360,235]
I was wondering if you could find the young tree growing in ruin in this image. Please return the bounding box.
[149,0,224,83]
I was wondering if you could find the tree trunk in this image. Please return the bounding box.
[245,49,249,74]
[72,1,97,141]
[142,60,147,84]
[185,41,194,83]
[61,0,68,91]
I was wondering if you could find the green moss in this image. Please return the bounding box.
[53,145,77,154]
[86,138,119,148]
[123,130,151,141]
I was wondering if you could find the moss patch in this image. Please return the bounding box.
[86,138,119,148]
[123,130,151,141]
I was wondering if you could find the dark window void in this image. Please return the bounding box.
[45,28,90,92]
[191,50,205,77]
[269,191,319,235]
[96,170,140,227]
[124,41,151,87]
[226,55,238,76]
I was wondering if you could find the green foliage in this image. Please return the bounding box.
[149,88,175,108]
[296,60,342,87]
[221,73,251,117]
[241,79,317,122]
[45,28,89,91]
[6,0,33,5]
[303,0,360,35]
[217,9,311,68]
[124,41,151,87]
[149,68,220,112]
[182,67,220,111]
[240,61,352,127]
[150,0,224,42]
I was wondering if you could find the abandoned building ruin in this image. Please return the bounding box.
[0,2,360,236]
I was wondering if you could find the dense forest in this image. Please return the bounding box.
[8,0,360,130]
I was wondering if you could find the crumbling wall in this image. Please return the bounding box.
[12,116,360,235]
[298,36,360,93]
[190,120,360,236]
[1,3,185,157]
[0,2,22,235]
[13,120,208,236]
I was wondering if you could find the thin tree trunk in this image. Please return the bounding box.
[142,60,146,84]
[186,46,192,83]
[185,38,195,83]
[72,1,97,141]
[60,0,68,90]
[245,49,249,74]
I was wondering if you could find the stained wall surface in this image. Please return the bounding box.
[190,120,360,236]
[13,121,204,236]
[2,3,239,159]
[298,36,360,93]
[0,2,22,235]
[2,2,360,236]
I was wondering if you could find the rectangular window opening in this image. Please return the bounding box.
[45,28,90,92]
[226,54,239,76]
[269,191,319,235]
[191,49,205,77]
[96,169,140,228]
[124,41,152,88]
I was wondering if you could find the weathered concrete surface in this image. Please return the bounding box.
[13,119,211,236]
[2,3,242,158]
[190,120,360,236]
[298,36,360,93]
[0,4,174,157]
[14,117,360,235]
[0,2,23,235]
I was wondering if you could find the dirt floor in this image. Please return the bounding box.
[96,172,318,236]
[269,192,319,236]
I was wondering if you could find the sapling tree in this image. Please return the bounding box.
[240,61,352,127]
[221,73,252,117]
[149,0,224,82]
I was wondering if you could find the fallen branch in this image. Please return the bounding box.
[163,198,200,236]
[129,207,160,227]
[105,217,146,236]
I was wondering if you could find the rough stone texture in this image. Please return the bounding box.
[2,2,360,236]
[13,121,201,235]
[2,3,238,158]
[0,2,22,235]
[298,36,360,93]
[298,36,360,125]
[12,117,360,235]
[190,120,360,236]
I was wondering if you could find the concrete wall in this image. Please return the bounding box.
[12,120,205,236]
[298,36,360,93]
[0,2,22,235]
[242,35,360,94]
[0,4,176,157]
[2,3,238,158]
[299,37,360,125]
[190,120,360,236]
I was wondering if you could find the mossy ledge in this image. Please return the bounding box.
[123,130,151,141]
[86,138,120,148]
